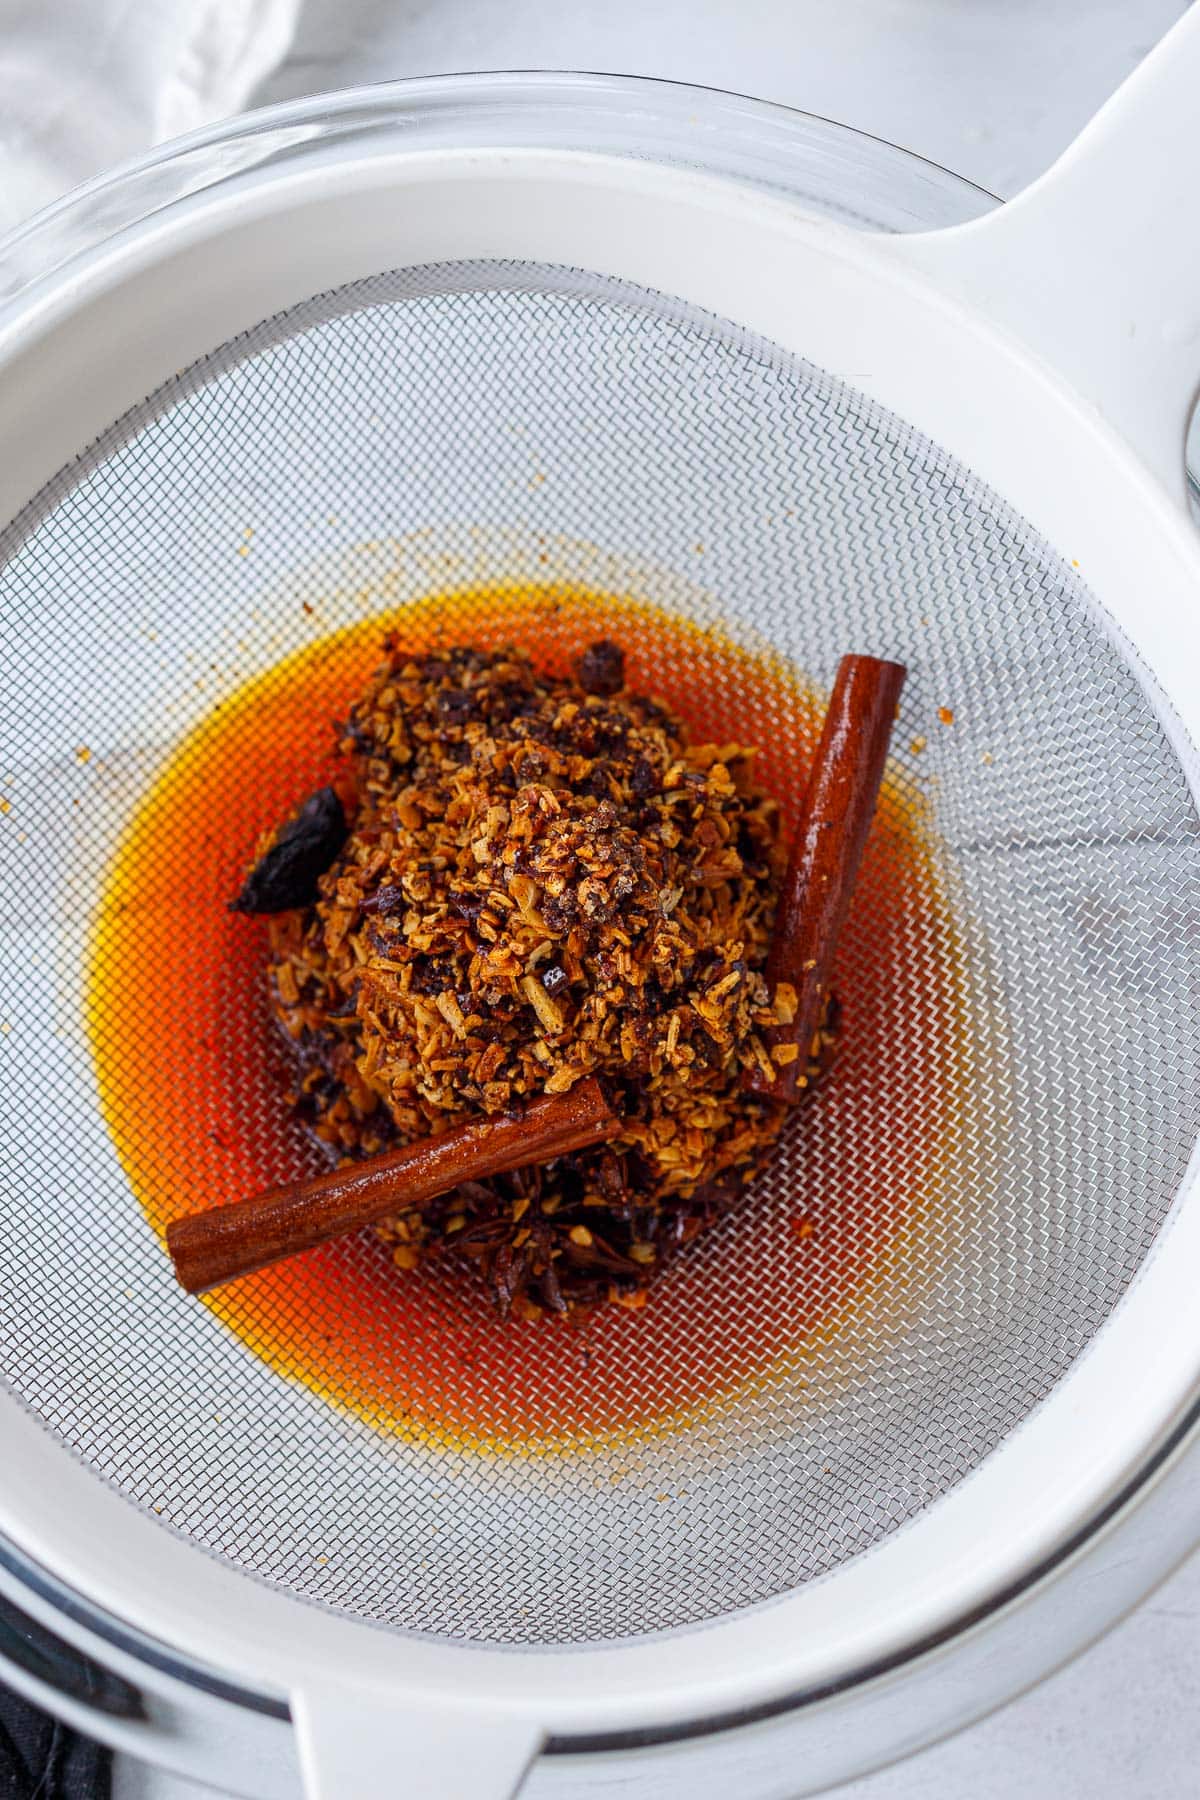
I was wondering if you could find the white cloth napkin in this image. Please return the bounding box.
[0,0,300,232]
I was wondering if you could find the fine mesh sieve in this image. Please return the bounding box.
[3,257,1200,1651]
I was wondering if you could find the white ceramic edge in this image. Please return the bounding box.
[535,1411,1200,1798]
[3,147,1200,1779]
[9,1398,1200,1800]
[8,1395,1200,1800]
[889,4,1200,507]
[0,1570,299,1800]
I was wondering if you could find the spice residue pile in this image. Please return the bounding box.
[263,639,833,1315]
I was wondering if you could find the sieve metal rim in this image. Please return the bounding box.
[6,1400,1200,1790]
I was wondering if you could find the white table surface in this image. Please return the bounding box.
[98,0,1198,1793]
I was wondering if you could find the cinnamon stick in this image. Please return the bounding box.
[747,653,907,1104]
[166,1077,620,1295]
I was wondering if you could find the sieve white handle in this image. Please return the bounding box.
[885,3,1200,510]
[292,1681,543,1800]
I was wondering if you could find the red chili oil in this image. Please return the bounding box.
[89,585,968,1451]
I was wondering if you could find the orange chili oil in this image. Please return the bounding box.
[89,584,967,1451]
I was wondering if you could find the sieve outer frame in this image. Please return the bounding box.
[6,1390,1200,1799]
[4,76,1200,1774]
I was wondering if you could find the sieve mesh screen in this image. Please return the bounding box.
[2,261,1199,1646]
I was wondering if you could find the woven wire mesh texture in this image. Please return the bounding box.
[3,261,1200,1645]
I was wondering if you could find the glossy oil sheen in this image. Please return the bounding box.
[88,585,967,1450]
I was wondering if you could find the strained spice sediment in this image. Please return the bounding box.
[266,639,833,1314]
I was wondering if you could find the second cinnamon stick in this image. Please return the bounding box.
[167,1078,620,1295]
[747,653,907,1103]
